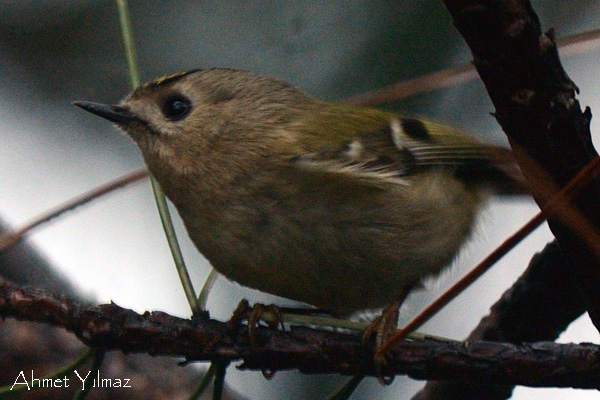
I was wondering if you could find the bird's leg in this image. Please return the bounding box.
[362,286,412,384]
[228,300,328,332]
[227,299,285,350]
[226,300,286,379]
[248,303,285,350]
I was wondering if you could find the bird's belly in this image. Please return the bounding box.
[182,172,481,315]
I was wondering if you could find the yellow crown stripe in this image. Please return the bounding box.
[143,71,195,88]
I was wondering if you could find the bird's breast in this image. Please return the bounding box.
[175,169,481,315]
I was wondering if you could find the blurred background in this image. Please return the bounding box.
[1,1,600,399]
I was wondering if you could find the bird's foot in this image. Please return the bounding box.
[227,300,285,379]
[362,301,400,385]
[227,299,285,350]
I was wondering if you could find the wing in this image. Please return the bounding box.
[292,114,525,194]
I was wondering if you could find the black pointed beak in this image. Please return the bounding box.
[73,101,138,126]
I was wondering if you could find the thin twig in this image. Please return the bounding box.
[114,0,201,316]
[342,63,477,106]
[326,375,364,400]
[0,168,148,253]
[412,240,586,400]
[212,362,228,400]
[343,28,600,106]
[188,364,217,400]
[378,156,600,355]
[72,349,105,400]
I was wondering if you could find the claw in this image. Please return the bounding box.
[248,303,285,349]
[363,302,400,385]
[227,300,285,350]
[227,300,286,380]
[227,299,251,331]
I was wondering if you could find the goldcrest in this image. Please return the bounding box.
[74,68,523,317]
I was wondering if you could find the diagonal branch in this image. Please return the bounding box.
[413,240,587,399]
[412,0,600,397]
[442,0,600,331]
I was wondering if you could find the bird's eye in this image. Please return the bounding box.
[162,96,191,120]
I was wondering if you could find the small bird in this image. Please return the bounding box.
[74,68,523,344]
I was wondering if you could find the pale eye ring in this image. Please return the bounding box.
[162,95,191,120]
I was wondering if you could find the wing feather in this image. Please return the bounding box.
[291,113,525,193]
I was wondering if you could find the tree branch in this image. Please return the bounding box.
[0,230,240,399]
[442,0,600,330]
[1,278,599,388]
[412,0,600,397]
